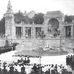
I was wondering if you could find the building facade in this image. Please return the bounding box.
[3,0,74,51]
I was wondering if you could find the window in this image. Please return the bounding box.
[16,27,22,38]
[36,27,42,38]
[25,27,31,38]
[48,18,59,30]
[65,26,71,37]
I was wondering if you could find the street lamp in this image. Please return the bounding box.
[60,35,62,50]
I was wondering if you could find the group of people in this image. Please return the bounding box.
[43,64,72,74]
[0,55,74,74]
[32,64,73,74]
[0,60,73,74]
[17,57,30,65]
[66,55,74,70]
[0,62,26,74]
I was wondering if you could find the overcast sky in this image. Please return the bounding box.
[0,0,74,19]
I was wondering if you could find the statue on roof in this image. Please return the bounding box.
[7,0,12,13]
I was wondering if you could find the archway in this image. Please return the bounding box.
[48,18,60,37]
[48,18,59,29]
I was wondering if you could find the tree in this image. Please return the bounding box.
[14,11,33,24]
[0,17,5,36]
[64,15,72,23]
[14,11,24,24]
[33,13,44,24]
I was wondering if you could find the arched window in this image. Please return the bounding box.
[48,18,59,30]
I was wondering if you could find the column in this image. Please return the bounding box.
[44,18,49,39]
[71,25,73,39]
[60,26,65,38]
[64,26,67,38]
[31,27,35,38]
[11,24,16,42]
[44,25,48,39]
[73,25,74,37]
[22,27,26,39]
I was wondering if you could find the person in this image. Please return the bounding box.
[23,57,27,65]
[0,63,2,74]
[70,55,74,70]
[14,69,19,74]
[62,67,68,74]
[66,55,71,65]
[57,66,62,74]
[26,57,30,64]
[67,65,72,74]
[50,64,55,74]
[0,68,2,74]
[54,68,58,74]
[9,64,14,74]
[73,48,74,52]
[45,69,50,74]
[20,65,26,74]
[51,69,55,74]
[37,64,43,74]
[2,65,8,74]
[30,68,34,74]
[32,63,38,73]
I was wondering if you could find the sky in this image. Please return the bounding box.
[0,0,74,20]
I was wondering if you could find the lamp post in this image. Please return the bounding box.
[60,34,64,53]
[59,35,62,55]
[38,30,45,74]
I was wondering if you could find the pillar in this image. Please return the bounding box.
[71,25,73,39]
[22,27,26,38]
[31,27,36,38]
[73,25,74,37]
[44,25,48,39]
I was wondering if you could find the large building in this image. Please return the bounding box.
[3,0,74,52]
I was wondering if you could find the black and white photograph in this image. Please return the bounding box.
[0,0,74,74]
